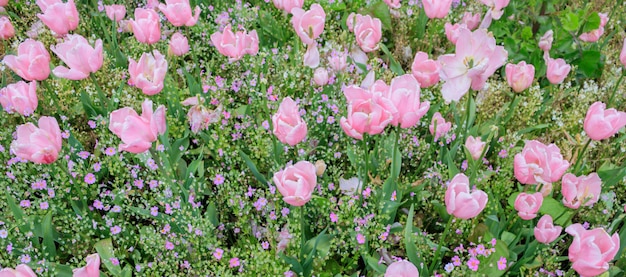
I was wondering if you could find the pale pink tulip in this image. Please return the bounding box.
[313,67,329,86]
[328,49,348,72]
[291,4,325,45]
[621,38,626,67]
[50,34,103,80]
[545,56,571,84]
[384,260,419,277]
[130,8,161,44]
[109,99,166,153]
[438,28,508,103]
[2,39,51,81]
[273,161,317,206]
[386,74,430,128]
[579,13,608,43]
[346,12,356,32]
[0,16,14,39]
[383,0,401,9]
[565,224,620,277]
[181,97,221,134]
[480,0,510,20]
[534,215,562,244]
[272,97,308,146]
[340,85,396,140]
[538,30,553,52]
[411,51,440,88]
[360,70,376,89]
[429,112,451,141]
[272,0,303,13]
[350,45,369,72]
[444,23,466,45]
[303,44,320,68]
[168,33,190,56]
[461,12,481,30]
[158,0,200,27]
[584,101,626,141]
[104,4,126,22]
[0,81,38,116]
[0,264,37,277]
[465,136,486,160]
[353,14,382,52]
[210,25,259,62]
[128,50,168,96]
[445,173,488,219]
[505,61,535,92]
[561,173,602,209]
[72,253,100,277]
[422,0,452,19]
[37,0,79,36]
[514,192,543,220]
[513,140,569,185]
[11,116,62,164]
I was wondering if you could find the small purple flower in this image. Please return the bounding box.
[84,173,96,184]
[213,174,225,185]
[229,257,240,268]
[111,226,122,235]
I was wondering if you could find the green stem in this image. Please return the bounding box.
[391,126,400,180]
[607,72,624,107]
[300,205,306,259]
[429,216,453,273]
[573,139,591,174]
[90,75,109,113]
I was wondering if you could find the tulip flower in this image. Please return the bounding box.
[545,56,571,85]
[130,8,161,45]
[578,13,608,43]
[445,173,488,219]
[505,61,535,92]
[273,161,317,206]
[272,97,308,146]
[534,215,562,244]
[11,116,62,164]
[303,44,320,68]
[181,97,221,134]
[168,33,190,56]
[210,25,259,62]
[340,84,396,140]
[384,260,419,277]
[0,16,14,39]
[514,192,543,220]
[513,140,569,185]
[2,39,51,81]
[422,0,453,19]
[37,0,79,36]
[429,112,451,141]
[0,81,38,116]
[480,0,510,20]
[128,50,168,96]
[561,173,602,209]
[465,136,486,160]
[313,67,329,86]
[565,224,620,277]
[291,4,325,45]
[272,0,303,13]
[461,12,481,30]
[386,74,430,128]
[538,30,553,52]
[50,34,103,80]
[104,4,126,22]
[109,99,166,153]
[0,264,37,277]
[72,253,100,277]
[158,0,200,27]
[328,49,347,72]
[411,51,440,88]
[583,101,626,141]
[353,14,382,52]
[383,0,401,9]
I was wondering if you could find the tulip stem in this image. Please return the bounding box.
[607,72,624,107]
[391,126,400,180]
[299,205,306,259]
[429,215,453,274]
[573,139,591,175]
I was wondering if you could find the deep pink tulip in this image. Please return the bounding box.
[461,12,481,30]
[11,116,62,164]
[210,25,259,62]
[384,260,419,277]
[534,215,562,244]
[505,61,535,93]
[272,97,308,146]
[109,99,166,153]
[513,140,569,185]
[444,22,466,45]
[168,33,190,56]
[72,253,100,277]
[50,34,103,80]
[383,0,400,9]
[422,0,452,19]
[621,38,626,67]
[353,14,382,52]
[429,112,451,141]
[0,0,8,6]
[0,81,38,116]
[538,30,553,52]
[514,192,543,220]
[158,0,200,27]
[480,0,510,20]
[438,28,508,103]
[2,39,51,81]
[0,16,14,39]
[561,173,602,209]
[128,50,168,95]
[565,224,620,277]
[340,84,396,140]
[0,264,37,277]
[36,0,79,36]
[465,136,486,160]
[291,4,325,45]
[273,161,317,206]
[104,4,126,22]
[303,44,320,68]
[313,67,329,86]
[386,74,430,128]
[130,8,161,45]
[411,51,440,88]
[445,173,488,219]
[545,56,571,84]
[272,0,303,13]
[584,101,626,141]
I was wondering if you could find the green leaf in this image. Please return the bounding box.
[95,239,122,276]
[404,205,425,274]
[379,44,405,75]
[239,150,269,186]
[581,12,601,33]
[446,151,459,178]
[521,26,533,40]
[280,254,303,275]
[80,91,103,117]
[205,202,219,228]
[560,12,580,32]
[539,197,571,226]
[42,212,57,259]
[576,50,602,78]
[478,239,510,277]
[597,162,626,188]
[368,2,392,31]
[363,254,387,274]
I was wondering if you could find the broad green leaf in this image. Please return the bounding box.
[95,239,122,276]
[239,150,269,186]
[561,12,579,32]
[597,162,626,188]
[582,12,601,33]
[42,212,57,259]
[363,254,386,274]
[369,2,392,30]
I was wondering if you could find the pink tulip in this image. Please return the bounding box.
[340,84,396,140]
[353,14,382,52]
[505,61,535,93]
[513,140,569,185]
[0,81,38,116]
[210,25,259,62]
[545,56,571,85]
[411,51,440,88]
[444,23,466,45]
[272,97,308,146]
[579,13,608,43]
[514,192,543,220]
[350,45,368,72]
[36,0,79,36]
[2,39,51,81]
[291,4,325,45]
[128,50,168,96]
[104,4,126,21]
[0,0,8,6]
[383,0,400,9]
[50,34,103,80]
[0,16,14,39]
[538,30,553,52]
[168,33,189,56]
[561,173,602,209]
[429,112,451,141]
[0,264,37,277]
[109,99,166,153]
[422,0,452,19]
[10,116,62,164]
[181,97,221,134]
[273,161,317,206]
[461,12,481,30]
[534,215,562,244]
[158,0,200,27]
[480,0,510,20]
[328,49,347,71]
[445,173,488,219]
[438,28,508,103]
[386,74,430,128]
[72,253,100,277]
[313,67,329,86]
[272,0,303,13]
[565,224,620,277]
[465,136,486,160]
[621,38,626,68]
[384,260,419,277]
[584,101,626,141]
[360,70,376,89]
[346,12,356,32]
[130,8,161,44]
[303,44,320,68]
